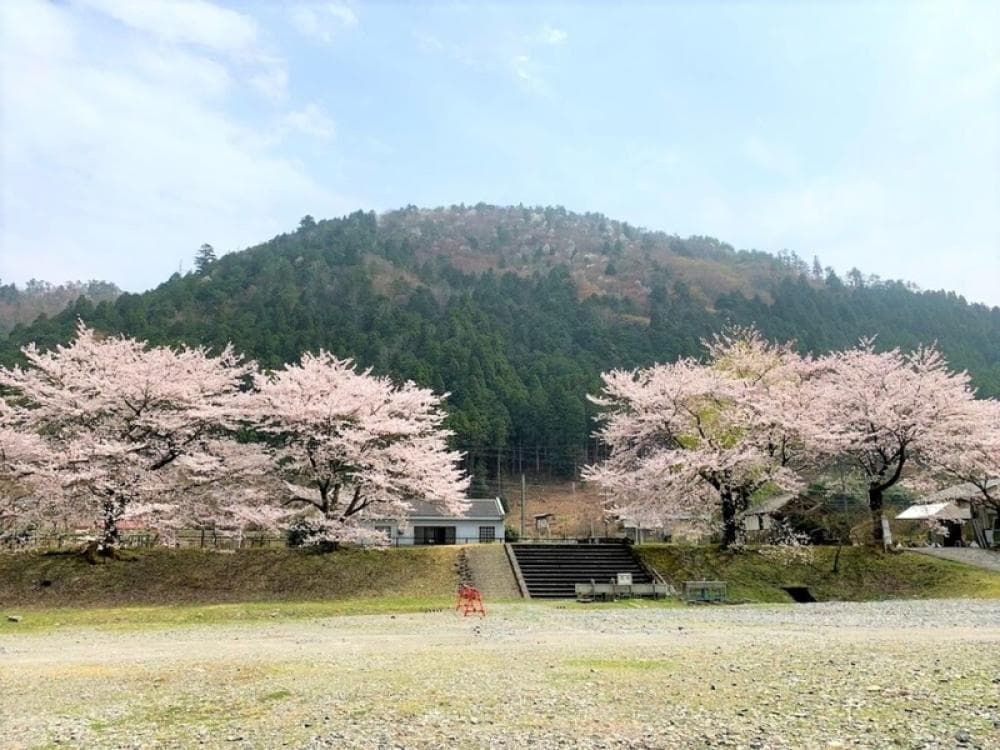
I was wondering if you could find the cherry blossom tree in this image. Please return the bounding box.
[242,351,469,546]
[932,398,1000,522]
[0,323,255,555]
[0,421,59,542]
[178,438,288,543]
[584,328,820,548]
[812,340,982,544]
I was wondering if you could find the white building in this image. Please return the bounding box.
[368,498,506,545]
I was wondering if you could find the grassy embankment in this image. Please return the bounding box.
[0,546,460,630]
[636,544,1000,602]
[2,543,999,631]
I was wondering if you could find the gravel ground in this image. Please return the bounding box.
[2,599,999,749]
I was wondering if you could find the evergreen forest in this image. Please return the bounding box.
[3,205,998,481]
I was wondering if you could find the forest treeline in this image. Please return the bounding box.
[3,205,998,480]
[0,279,120,336]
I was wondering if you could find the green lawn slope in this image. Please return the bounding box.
[0,546,460,609]
[3,544,998,627]
[635,544,1000,602]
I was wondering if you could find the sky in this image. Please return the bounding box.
[1,0,998,306]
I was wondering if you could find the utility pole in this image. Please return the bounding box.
[520,473,526,538]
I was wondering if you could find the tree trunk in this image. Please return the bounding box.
[98,494,125,555]
[868,485,884,544]
[82,539,119,563]
[720,489,744,549]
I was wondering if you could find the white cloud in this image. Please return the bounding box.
[0,0,351,291]
[510,54,549,95]
[743,135,797,176]
[75,0,259,54]
[247,57,290,102]
[281,104,336,140]
[413,31,445,54]
[512,55,532,81]
[533,25,567,46]
[291,3,359,44]
[132,47,232,99]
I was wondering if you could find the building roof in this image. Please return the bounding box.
[921,479,999,504]
[739,494,796,518]
[401,497,505,522]
[896,501,972,521]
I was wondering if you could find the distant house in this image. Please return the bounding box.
[741,493,826,535]
[898,480,999,548]
[620,517,672,543]
[367,497,506,546]
[533,513,554,538]
[740,494,798,534]
[619,512,706,543]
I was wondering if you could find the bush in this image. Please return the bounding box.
[285,520,320,548]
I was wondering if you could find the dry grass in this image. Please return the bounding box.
[506,480,606,538]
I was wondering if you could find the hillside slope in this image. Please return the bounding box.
[3,205,998,479]
[0,279,120,336]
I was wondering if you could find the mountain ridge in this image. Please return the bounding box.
[3,204,997,480]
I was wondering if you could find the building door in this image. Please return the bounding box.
[413,526,457,545]
[942,520,963,547]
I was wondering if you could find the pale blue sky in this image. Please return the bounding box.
[2,1,998,305]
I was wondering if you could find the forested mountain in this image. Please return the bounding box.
[0,279,120,336]
[3,205,998,480]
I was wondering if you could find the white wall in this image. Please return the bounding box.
[371,519,505,545]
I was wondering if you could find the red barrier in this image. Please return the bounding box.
[456,584,486,617]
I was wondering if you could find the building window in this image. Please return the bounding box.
[479,526,496,543]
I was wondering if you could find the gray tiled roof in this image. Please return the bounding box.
[922,479,999,503]
[401,497,504,521]
[739,493,796,518]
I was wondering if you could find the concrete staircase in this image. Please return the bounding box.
[509,543,653,598]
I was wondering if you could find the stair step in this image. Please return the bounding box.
[509,544,654,599]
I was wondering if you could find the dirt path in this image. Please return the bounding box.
[464,543,521,599]
[911,546,1000,572]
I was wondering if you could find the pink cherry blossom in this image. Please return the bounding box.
[810,340,985,543]
[0,322,256,552]
[240,351,469,546]
[584,327,819,547]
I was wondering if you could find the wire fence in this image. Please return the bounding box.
[0,530,291,552]
[0,529,516,552]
